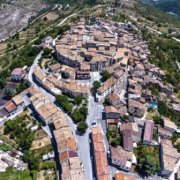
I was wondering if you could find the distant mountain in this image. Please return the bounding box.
[141,0,180,19]
[44,0,97,5]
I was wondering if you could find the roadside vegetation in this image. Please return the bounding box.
[100,70,111,82]
[93,81,101,94]
[56,94,88,134]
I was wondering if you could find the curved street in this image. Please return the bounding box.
[28,51,94,180]
[26,12,98,180]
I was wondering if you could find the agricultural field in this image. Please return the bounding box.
[30,129,51,150]
[41,12,59,21]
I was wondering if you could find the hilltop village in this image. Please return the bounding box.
[0,17,179,180]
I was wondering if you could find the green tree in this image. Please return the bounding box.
[16,80,31,94]
[34,38,41,45]
[4,115,35,152]
[4,89,14,100]
[152,115,163,126]
[93,81,101,93]
[158,102,180,125]
[20,130,35,151]
[149,85,159,96]
[12,44,17,50]
[71,109,85,123]
[79,106,88,119]
[74,96,83,105]
[101,70,111,82]
[172,132,180,144]
[103,98,111,106]
[122,114,128,120]
[174,143,180,152]
[111,137,120,147]
[23,152,40,170]
[43,16,48,21]
[0,79,6,89]
[77,121,88,134]
[56,95,73,114]
[137,154,160,176]
[43,48,52,57]
[7,43,12,49]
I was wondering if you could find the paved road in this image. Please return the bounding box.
[57,13,77,27]
[26,13,100,179]
[28,52,93,179]
[28,51,55,101]
[28,60,108,180]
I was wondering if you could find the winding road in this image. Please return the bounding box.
[27,13,97,180]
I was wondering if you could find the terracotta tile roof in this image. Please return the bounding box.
[120,123,139,132]
[104,106,119,114]
[67,137,77,150]
[34,66,46,81]
[59,150,69,163]
[107,93,120,102]
[115,172,135,180]
[114,48,128,59]
[97,76,117,94]
[4,101,17,113]
[113,70,125,79]
[91,127,110,180]
[163,116,177,130]
[115,173,125,180]
[36,102,58,121]
[53,114,68,129]
[12,94,23,106]
[48,63,61,72]
[27,86,39,95]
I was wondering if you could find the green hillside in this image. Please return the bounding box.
[141,0,180,19]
